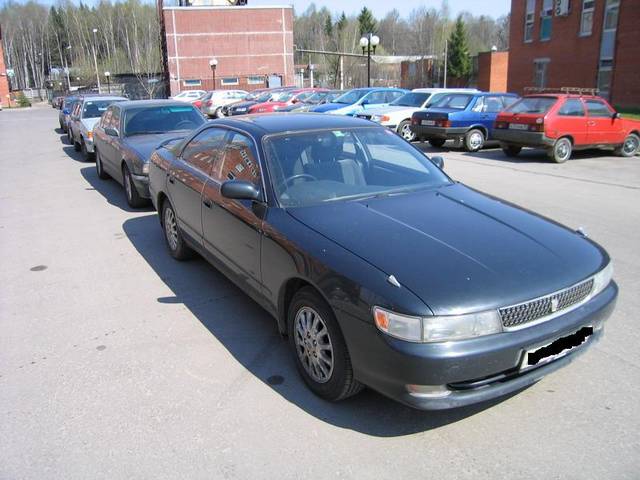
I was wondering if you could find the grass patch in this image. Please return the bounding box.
[616,106,640,121]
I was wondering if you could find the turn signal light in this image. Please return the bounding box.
[436,120,451,128]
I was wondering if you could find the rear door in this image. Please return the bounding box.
[168,127,228,244]
[556,98,588,145]
[585,98,624,145]
[481,95,507,137]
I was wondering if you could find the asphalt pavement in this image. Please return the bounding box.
[1,105,639,479]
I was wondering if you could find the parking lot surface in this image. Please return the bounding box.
[1,106,639,479]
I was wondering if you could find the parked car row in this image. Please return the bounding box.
[51,91,617,411]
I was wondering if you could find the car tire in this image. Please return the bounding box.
[81,138,94,161]
[428,138,446,148]
[123,165,147,208]
[161,199,193,260]
[96,150,110,180]
[73,136,81,152]
[214,107,223,118]
[288,287,363,402]
[502,145,522,157]
[614,133,640,157]
[464,129,485,152]
[548,137,572,163]
[397,120,416,142]
[66,128,73,144]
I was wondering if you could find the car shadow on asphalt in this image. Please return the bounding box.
[122,212,526,437]
[80,166,154,213]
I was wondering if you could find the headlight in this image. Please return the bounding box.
[87,131,93,140]
[373,306,502,343]
[591,262,613,298]
[371,115,381,122]
[142,162,149,175]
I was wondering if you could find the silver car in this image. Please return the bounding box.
[199,89,248,118]
[68,95,128,160]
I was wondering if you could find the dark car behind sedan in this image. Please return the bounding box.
[93,100,206,207]
[147,113,616,410]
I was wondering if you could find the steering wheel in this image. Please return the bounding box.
[175,120,195,130]
[279,173,317,189]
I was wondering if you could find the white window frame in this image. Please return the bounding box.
[183,79,202,87]
[540,0,553,41]
[524,0,536,42]
[221,77,240,86]
[533,58,551,88]
[580,0,595,36]
[247,76,265,85]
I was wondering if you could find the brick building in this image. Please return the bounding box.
[161,4,294,95]
[477,51,509,92]
[507,0,640,109]
[0,25,11,108]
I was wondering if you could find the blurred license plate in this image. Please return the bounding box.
[421,120,436,126]
[521,326,593,371]
[509,123,529,130]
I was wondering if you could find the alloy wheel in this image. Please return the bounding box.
[469,131,484,150]
[555,139,571,162]
[400,123,415,141]
[164,206,179,251]
[623,136,639,156]
[294,306,334,383]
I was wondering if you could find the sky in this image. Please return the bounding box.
[250,0,510,19]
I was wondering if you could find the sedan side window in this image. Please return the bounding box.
[484,96,504,113]
[585,99,613,117]
[101,108,113,128]
[558,99,586,116]
[181,127,228,175]
[110,107,121,131]
[215,132,261,187]
[472,97,485,112]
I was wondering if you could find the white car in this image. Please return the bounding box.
[68,95,128,160]
[200,90,248,117]
[171,90,207,103]
[356,88,479,141]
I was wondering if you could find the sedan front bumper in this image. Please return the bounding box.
[131,172,151,199]
[339,281,617,410]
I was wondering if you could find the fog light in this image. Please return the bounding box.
[406,384,451,398]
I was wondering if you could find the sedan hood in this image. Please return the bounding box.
[310,103,345,113]
[125,132,190,162]
[365,105,414,116]
[81,118,100,131]
[288,183,606,314]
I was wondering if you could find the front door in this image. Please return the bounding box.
[167,127,227,244]
[201,130,264,297]
[585,98,624,145]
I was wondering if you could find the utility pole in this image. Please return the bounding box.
[339,56,344,90]
[92,28,101,92]
[443,39,448,88]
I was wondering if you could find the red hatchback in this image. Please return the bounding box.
[248,88,327,114]
[493,92,640,162]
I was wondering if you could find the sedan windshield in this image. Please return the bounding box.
[123,105,205,136]
[334,89,368,105]
[390,92,431,107]
[430,94,474,110]
[264,127,450,207]
[83,100,122,119]
[507,96,558,114]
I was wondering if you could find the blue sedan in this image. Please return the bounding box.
[310,88,408,116]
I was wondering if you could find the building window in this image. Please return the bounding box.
[221,77,239,86]
[524,0,536,42]
[247,76,264,85]
[580,0,595,36]
[598,0,620,99]
[533,59,550,88]
[183,79,202,87]
[540,0,553,41]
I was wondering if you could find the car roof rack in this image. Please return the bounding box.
[524,87,599,96]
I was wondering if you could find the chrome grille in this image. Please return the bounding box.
[499,278,594,329]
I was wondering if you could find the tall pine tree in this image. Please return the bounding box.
[447,16,472,84]
[357,7,377,36]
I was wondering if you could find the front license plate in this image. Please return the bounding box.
[509,123,529,130]
[521,326,593,371]
[421,120,436,126]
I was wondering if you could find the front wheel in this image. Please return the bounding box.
[548,137,572,163]
[502,145,522,157]
[614,133,640,157]
[96,150,109,179]
[464,129,485,152]
[288,287,363,402]
[397,120,416,142]
[123,165,147,208]
[81,138,94,161]
[161,200,193,260]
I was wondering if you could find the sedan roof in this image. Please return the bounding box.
[118,99,198,110]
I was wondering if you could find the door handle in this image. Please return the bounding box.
[587,121,596,126]
[202,198,213,209]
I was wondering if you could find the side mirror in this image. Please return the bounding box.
[361,99,370,105]
[105,127,119,137]
[613,112,621,119]
[431,155,445,170]
[221,180,261,201]
[63,108,70,114]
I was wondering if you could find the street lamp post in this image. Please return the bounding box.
[63,45,72,92]
[105,71,111,94]
[308,64,315,88]
[91,28,101,92]
[209,58,218,90]
[359,33,379,88]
